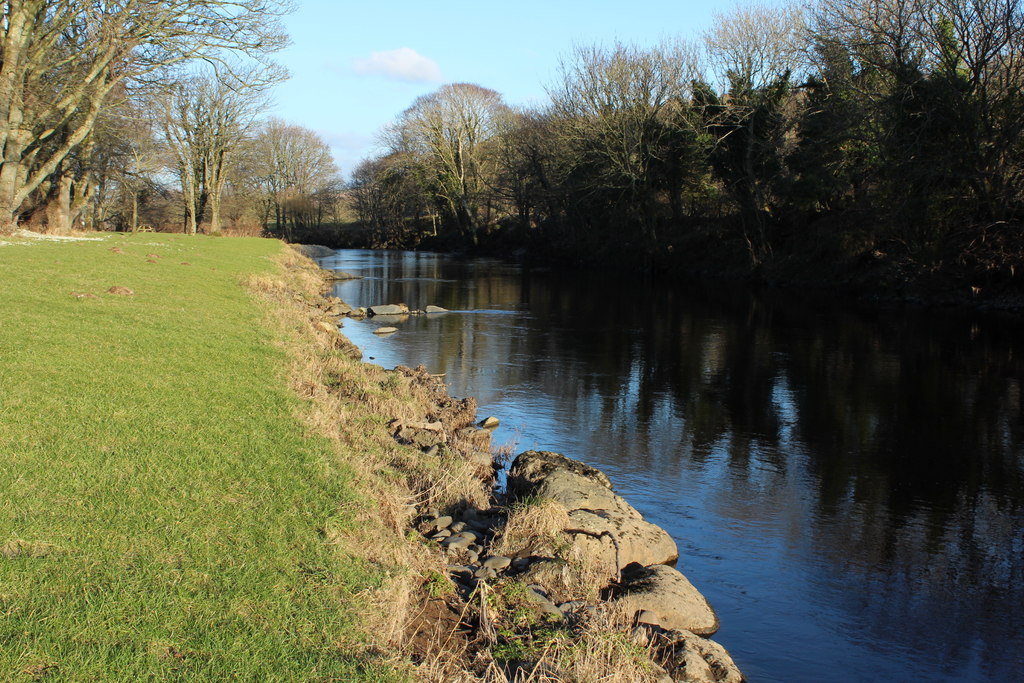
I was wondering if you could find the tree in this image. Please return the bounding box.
[248,118,338,241]
[0,0,291,234]
[161,69,269,234]
[545,42,700,252]
[386,83,509,244]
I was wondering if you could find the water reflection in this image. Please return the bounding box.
[321,250,1024,683]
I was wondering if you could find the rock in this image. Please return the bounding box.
[430,530,451,540]
[508,450,613,491]
[637,610,661,627]
[613,563,719,637]
[477,416,500,429]
[432,515,453,530]
[368,304,409,316]
[658,629,745,683]
[425,305,448,313]
[466,551,479,564]
[373,327,398,335]
[322,297,353,316]
[474,566,498,580]
[423,445,440,457]
[395,424,443,450]
[457,427,492,442]
[482,556,512,570]
[449,522,467,533]
[106,286,134,296]
[315,321,338,334]
[447,565,474,577]
[349,307,368,319]
[443,536,472,550]
[507,451,678,569]
[455,530,477,542]
[558,600,586,613]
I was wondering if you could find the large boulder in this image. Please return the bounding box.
[507,451,678,569]
[613,563,719,637]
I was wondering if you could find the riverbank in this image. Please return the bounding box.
[1,232,743,681]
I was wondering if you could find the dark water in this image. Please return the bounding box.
[321,249,1024,683]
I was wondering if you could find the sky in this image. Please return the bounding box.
[269,0,745,179]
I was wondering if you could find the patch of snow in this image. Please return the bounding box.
[13,229,104,242]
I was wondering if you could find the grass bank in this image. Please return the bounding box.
[0,233,422,680]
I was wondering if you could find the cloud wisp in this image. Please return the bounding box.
[352,47,442,83]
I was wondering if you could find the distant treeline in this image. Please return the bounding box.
[349,0,1024,298]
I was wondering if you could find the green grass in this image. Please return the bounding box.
[0,235,395,681]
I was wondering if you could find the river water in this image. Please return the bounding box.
[320,249,1024,683]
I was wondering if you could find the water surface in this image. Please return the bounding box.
[321,249,1024,683]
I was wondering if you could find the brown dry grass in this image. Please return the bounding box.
[243,245,494,668]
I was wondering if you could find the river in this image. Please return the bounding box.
[320,248,1024,683]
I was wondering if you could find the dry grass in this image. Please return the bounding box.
[243,246,496,667]
[492,499,572,560]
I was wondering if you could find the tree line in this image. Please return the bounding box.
[0,0,342,237]
[352,0,1024,282]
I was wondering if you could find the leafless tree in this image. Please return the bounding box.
[247,118,338,241]
[161,68,270,233]
[0,0,291,234]
[386,83,509,243]
[704,1,808,89]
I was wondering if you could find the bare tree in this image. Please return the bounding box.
[248,118,338,241]
[161,69,269,233]
[704,2,808,89]
[0,0,291,234]
[387,83,509,244]
[546,42,699,246]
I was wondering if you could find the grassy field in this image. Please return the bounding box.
[0,234,397,681]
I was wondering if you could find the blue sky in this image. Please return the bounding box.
[269,0,747,178]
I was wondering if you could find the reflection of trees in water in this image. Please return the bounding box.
[338,251,1024,671]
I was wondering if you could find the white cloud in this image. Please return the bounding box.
[352,47,442,83]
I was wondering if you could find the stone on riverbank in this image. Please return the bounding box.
[374,327,399,335]
[507,451,678,569]
[657,628,745,683]
[613,563,720,637]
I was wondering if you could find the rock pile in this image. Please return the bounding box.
[407,448,744,682]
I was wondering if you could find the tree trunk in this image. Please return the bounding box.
[45,172,73,234]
